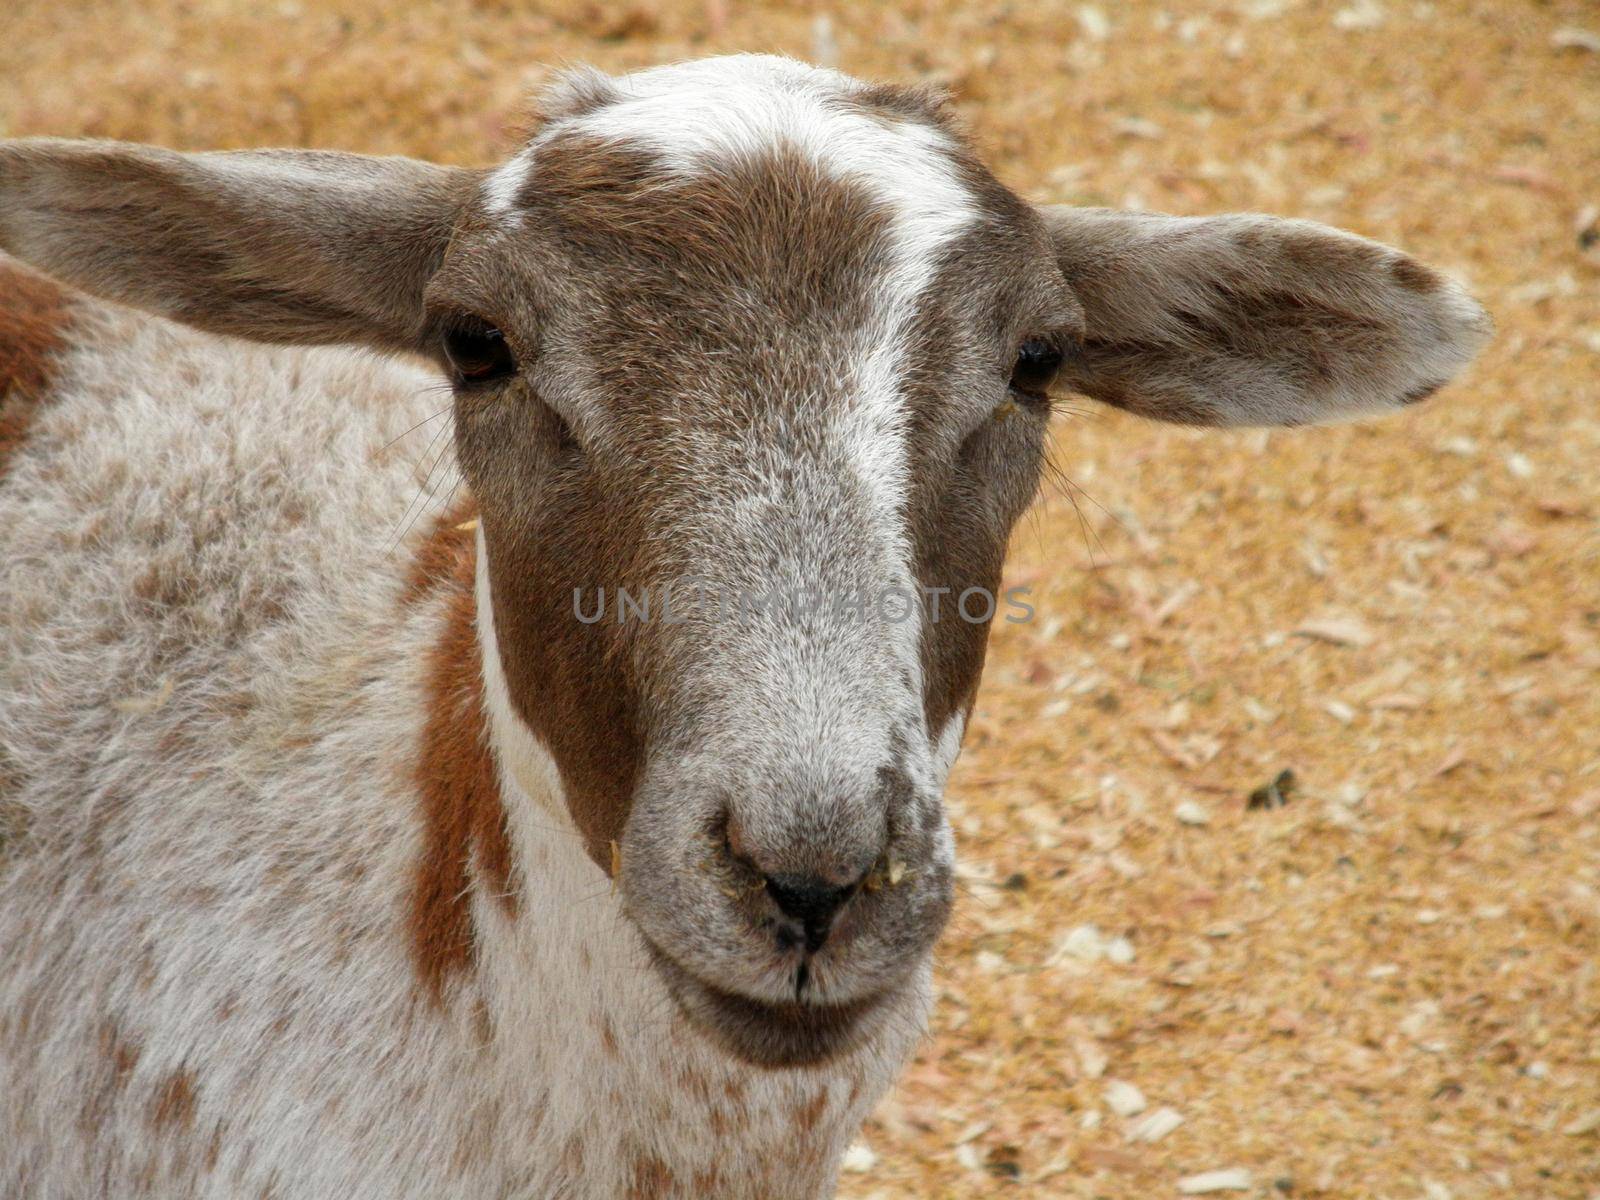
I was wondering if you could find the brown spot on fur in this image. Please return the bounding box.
[796,1088,829,1132]
[472,995,495,1046]
[151,1069,197,1131]
[409,500,519,1003]
[597,1014,620,1059]
[0,261,74,479]
[626,1154,676,1199]
[676,1062,714,1105]
[101,1020,143,1089]
[202,1124,224,1172]
[451,1094,502,1172]
[79,1021,144,1135]
[560,1133,585,1177]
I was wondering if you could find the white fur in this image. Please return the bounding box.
[934,711,968,777]
[481,147,534,218]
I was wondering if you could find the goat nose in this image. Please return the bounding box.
[764,874,857,955]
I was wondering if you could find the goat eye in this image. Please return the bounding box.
[443,318,517,385]
[1009,337,1064,399]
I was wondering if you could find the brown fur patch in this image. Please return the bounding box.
[626,1153,676,1199]
[408,500,519,1003]
[597,1014,620,1059]
[101,1020,143,1089]
[202,1124,224,1172]
[796,1088,829,1132]
[0,261,74,479]
[401,507,478,606]
[559,1133,585,1177]
[150,1069,197,1131]
[1390,255,1442,293]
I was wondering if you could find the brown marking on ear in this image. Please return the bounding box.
[1,143,474,351]
[150,1069,197,1130]
[1065,352,1224,426]
[408,500,519,1004]
[852,81,954,129]
[1390,255,1442,293]
[0,261,75,479]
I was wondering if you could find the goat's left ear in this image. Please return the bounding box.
[1039,206,1491,427]
[0,139,480,352]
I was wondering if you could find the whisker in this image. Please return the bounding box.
[376,406,450,455]
[387,423,456,554]
[1041,451,1111,567]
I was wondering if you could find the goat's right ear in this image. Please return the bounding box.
[0,139,479,352]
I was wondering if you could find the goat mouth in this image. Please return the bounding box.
[641,940,889,1069]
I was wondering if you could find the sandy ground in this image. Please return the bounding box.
[4,0,1597,1195]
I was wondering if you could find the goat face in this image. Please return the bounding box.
[437,57,1065,1065]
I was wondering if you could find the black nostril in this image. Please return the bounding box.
[764,874,855,954]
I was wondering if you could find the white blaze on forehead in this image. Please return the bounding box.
[505,54,980,527]
[568,55,975,676]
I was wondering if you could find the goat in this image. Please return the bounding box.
[0,54,1488,1199]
